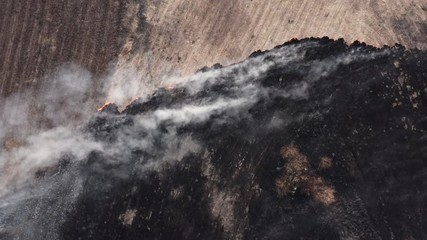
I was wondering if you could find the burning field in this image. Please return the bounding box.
[0,38,427,239]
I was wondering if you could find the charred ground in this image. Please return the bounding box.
[1,38,427,240]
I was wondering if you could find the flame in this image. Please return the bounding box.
[97,101,113,112]
[165,83,175,90]
[97,85,178,113]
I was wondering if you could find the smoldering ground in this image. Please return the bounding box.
[1,38,425,240]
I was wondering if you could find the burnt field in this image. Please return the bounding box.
[1,1,427,239]
[0,38,426,239]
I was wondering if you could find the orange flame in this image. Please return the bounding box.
[97,101,113,112]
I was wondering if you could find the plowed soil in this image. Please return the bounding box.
[0,0,426,94]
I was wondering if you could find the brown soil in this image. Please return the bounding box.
[276,144,336,206]
[0,0,126,94]
[0,0,426,94]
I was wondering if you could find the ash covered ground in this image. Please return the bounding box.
[0,38,426,239]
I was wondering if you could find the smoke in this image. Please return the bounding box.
[104,66,156,107]
[37,64,95,126]
[0,93,30,142]
[104,50,179,107]
[0,64,96,142]
[0,127,102,196]
[0,40,392,239]
[0,64,102,195]
[0,64,101,239]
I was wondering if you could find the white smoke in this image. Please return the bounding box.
[103,50,179,107]
[0,41,391,239]
[37,64,95,126]
[0,41,391,197]
[0,127,102,196]
[0,93,30,142]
